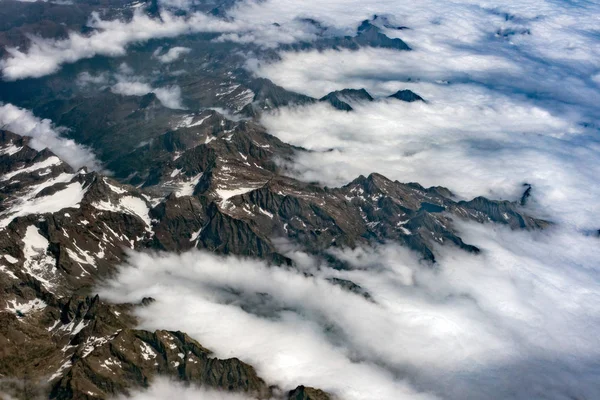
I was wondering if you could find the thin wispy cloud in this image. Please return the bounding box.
[153,46,191,63]
[111,69,185,110]
[0,103,102,170]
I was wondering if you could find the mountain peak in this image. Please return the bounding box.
[319,88,374,111]
[388,89,425,102]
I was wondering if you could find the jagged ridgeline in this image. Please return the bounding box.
[0,1,550,399]
[0,112,545,398]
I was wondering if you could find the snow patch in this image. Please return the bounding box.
[1,156,62,181]
[82,335,111,358]
[3,254,18,263]
[94,195,152,231]
[48,360,72,382]
[175,173,202,197]
[140,341,157,360]
[22,226,57,291]
[190,227,203,243]
[5,298,47,316]
[0,265,18,279]
[105,178,128,194]
[0,175,85,228]
[0,144,23,156]
[216,187,258,201]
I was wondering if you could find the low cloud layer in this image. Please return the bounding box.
[114,378,253,400]
[244,0,600,232]
[260,83,599,230]
[4,1,600,398]
[99,221,600,400]
[0,3,324,81]
[0,103,102,170]
[3,0,600,91]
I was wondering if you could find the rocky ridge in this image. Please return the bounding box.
[0,113,546,398]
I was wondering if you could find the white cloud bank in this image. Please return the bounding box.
[260,83,599,230]
[99,221,600,400]
[114,378,253,400]
[2,0,600,91]
[243,0,600,232]
[0,103,102,170]
[4,1,600,398]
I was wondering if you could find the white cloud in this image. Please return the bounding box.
[250,46,522,97]
[111,81,153,97]
[240,0,600,232]
[260,83,599,230]
[4,2,600,398]
[99,221,600,400]
[153,46,191,63]
[229,0,600,71]
[0,103,102,171]
[0,10,236,81]
[76,71,109,88]
[114,378,254,400]
[152,86,184,109]
[3,0,600,92]
[110,67,185,109]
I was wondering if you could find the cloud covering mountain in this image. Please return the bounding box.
[0,103,102,170]
[89,0,600,398]
[1,0,599,398]
[100,221,600,400]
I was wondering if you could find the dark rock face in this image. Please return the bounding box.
[388,89,425,102]
[288,385,332,400]
[279,19,411,53]
[242,78,316,115]
[319,89,374,111]
[327,278,373,301]
[50,329,271,400]
[320,92,353,111]
[520,183,532,206]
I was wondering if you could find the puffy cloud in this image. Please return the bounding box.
[153,46,191,63]
[152,86,184,109]
[0,103,102,170]
[98,221,600,400]
[114,378,253,400]
[111,80,154,97]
